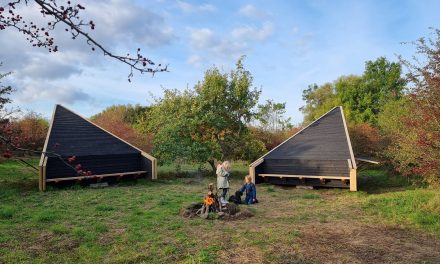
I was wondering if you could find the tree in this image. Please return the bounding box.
[300,57,405,126]
[0,68,14,120]
[337,57,406,125]
[0,1,167,80]
[380,29,440,184]
[255,100,292,131]
[250,126,300,152]
[138,58,266,171]
[9,112,48,152]
[299,82,341,123]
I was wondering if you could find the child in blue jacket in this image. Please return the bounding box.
[239,175,257,205]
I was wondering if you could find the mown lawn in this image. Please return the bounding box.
[0,158,439,263]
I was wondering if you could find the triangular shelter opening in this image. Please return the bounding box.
[249,106,357,191]
[38,105,157,191]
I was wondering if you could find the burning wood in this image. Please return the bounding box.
[196,183,223,218]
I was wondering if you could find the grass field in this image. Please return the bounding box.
[0,158,439,263]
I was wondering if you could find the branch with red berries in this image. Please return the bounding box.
[1,127,92,176]
[0,0,168,81]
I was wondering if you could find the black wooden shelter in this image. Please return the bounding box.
[38,105,157,191]
[249,106,357,191]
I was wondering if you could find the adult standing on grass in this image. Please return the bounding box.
[217,161,231,205]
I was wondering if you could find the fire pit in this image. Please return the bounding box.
[181,183,254,220]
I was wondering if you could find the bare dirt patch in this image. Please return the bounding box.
[296,221,440,263]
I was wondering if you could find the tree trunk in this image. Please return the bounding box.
[208,160,216,174]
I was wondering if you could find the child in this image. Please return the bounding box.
[216,161,231,205]
[239,175,257,205]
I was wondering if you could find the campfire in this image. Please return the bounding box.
[181,183,254,220]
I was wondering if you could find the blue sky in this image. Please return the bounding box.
[2,0,440,124]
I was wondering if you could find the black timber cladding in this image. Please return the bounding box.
[44,105,150,179]
[258,107,353,177]
[46,105,139,156]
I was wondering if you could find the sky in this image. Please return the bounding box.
[1,0,440,124]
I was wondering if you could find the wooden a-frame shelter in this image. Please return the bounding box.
[249,106,357,191]
[38,105,157,191]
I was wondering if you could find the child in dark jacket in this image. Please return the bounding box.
[239,175,257,205]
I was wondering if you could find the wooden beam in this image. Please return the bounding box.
[42,157,47,191]
[45,170,148,183]
[356,158,380,165]
[249,165,255,183]
[38,165,43,191]
[258,174,349,180]
[340,106,357,169]
[142,152,157,180]
[249,158,263,183]
[349,168,357,191]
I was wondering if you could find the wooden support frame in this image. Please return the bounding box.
[142,152,157,180]
[348,158,357,191]
[258,174,349,180]
[249,158,264,183]
[45,170,148,183]
[349,168,357,191]
[38,156,48,191]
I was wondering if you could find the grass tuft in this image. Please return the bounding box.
[0,206,15,219]
[302,193,321,199]
[95,204,115,212]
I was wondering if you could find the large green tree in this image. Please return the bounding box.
[300,57,406,125]
[338,57,406,124]
[138,58,266,171]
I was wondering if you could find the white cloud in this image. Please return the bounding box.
[239,4,269,18]
[187,22,274,65]
[14,83,91,105]
[176,1,216,13]
[188,28,217,49]
[84,0,175,48]
[231,22,273,41]
[187,54,203,67]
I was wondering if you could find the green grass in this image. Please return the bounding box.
[364,189,440,234]
[0,158,439,263]
[302,193,321,199]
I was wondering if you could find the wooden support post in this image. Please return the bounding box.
[249,165,256,183]
[41,157,47,191]
[349,168,357,191]
[141,152,157,180]
[249,158,263,184]
[38,165,43,191]
[153,158,158,180]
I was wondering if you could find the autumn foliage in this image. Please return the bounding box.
[379,29,440,184]
[348,123,386,158]
[251,126,300,152]
[0,112,48,159]
[91,105,152,153]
